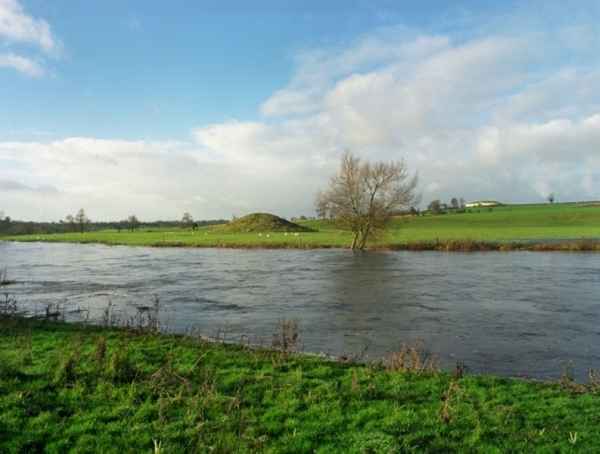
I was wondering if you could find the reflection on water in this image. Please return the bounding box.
[2,241,600,380]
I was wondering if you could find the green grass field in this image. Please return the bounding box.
[3,203,600,250]
[2,317,600,452]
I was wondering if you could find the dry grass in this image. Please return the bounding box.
[439,380,462,424]
[385,341,440,374]
[271,319,300,353]
[387,239,600,252]
[0,292,18,315]
[559,365,600,394]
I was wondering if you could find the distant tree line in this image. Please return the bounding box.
[427,197,466,215]
[0,209,227,236]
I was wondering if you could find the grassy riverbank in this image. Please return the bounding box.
[2,317,600,452]
[3,202,600,251]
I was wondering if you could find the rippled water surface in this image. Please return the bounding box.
[2,241,600,380]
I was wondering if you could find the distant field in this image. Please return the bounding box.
[3,203,600,250]
[385,202,600,243]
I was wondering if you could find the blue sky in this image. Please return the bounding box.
[1,0,513,140]
[2,0,600,220]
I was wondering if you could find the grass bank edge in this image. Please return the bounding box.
[4,234,600,252]
[2,315,600,452]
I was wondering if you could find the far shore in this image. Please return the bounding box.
[3,202,600,252]
[3,235,600,252]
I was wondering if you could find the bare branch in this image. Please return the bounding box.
[316,151,418,250]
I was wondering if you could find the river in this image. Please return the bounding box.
[2,241,599,380]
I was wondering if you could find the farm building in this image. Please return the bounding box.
[465,200,501,208]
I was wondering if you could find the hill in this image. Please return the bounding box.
[220,213,315,233]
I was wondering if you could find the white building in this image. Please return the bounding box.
[465,200,501,208]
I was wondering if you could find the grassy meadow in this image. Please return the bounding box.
[2,316,600,452]
[3,202,600,250]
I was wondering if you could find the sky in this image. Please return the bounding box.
[1,0,600,221]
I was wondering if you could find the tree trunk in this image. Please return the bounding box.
[357,223,371,250]
[357,232,367,250]
[351,231,360,250]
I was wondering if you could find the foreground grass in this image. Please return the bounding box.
[2,318,600,452]
[3,203,600,251]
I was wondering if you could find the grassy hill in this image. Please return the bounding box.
[3,202,600,250]
[219,213,314,233]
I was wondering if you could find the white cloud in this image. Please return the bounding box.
[3,23,600,220]
[260,30,450,117]
[0,136,331,221]
[0,0,59,77]
[0,0,56,53]
[0,52,43,76]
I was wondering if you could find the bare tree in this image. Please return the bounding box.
[316,151,418,250]
[181,212,194,228]
[547,193,555,204]
[65,214,76,232]
[450,197,459,210]
[127,215,140,232]
[74,208,90,233]
[428,200,442,214]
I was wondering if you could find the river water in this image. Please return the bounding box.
[2,241,599,380]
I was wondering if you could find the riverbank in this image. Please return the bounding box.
[4,232,600,252]
[3,203,600,251]
[2,316,600,452]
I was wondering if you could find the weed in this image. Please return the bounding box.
[439,381,461,424]
[106,345,138,383]
[351,369,360,393]
[18,326,33,367]
[53,346,81,386]
[589,369,600,391]
[128,295,161,333]
[272,319,300,353]
[385,341,439,374]
[101,300,119,327]
[44,302,64,320]
[453,361,467,379]
[150,354,191,393]
[559,361,589,393]
[0,292,18,315]
[94,336,107,365]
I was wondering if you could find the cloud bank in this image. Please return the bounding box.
[2,22,600,221]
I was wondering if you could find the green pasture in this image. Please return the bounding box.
[386,202,600,243]
[3,203,600,249]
